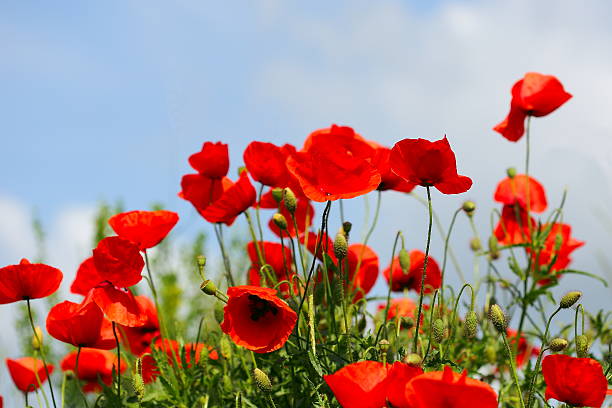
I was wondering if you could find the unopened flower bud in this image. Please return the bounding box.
[488,236,500,260]
[489,304,507,333]
[271,188,284,204]
[560,291,581,309]
[462,201,476,216]
[31,326,43,350]
[549,338,568,352]
[378,339,390,353]
[342,221,352,236]
[253,368,272,393]
[214,302,225,324]
[334,232,348,261]
[470,237,481,252]
[433,319,446,343]
[272,213,288,231]
[506,167,517,178]
[200,280,217,296]
[398,249,411,274]
[402,353,422,367]
[576,335,590,358]
[283,188,297,214]
[463,311,479,338]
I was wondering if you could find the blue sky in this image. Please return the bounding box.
[1,0,612,404]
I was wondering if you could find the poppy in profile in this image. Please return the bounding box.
[494,174,547,213]
[6,357,53,393]
[383,250,441,294]
[542,354,607,408]
[141,339,218,383]
[246,241,295,297]
[0,259,62,304]
[188,141,229,179]
[390,137,472,194]
[494,205,535,245]
[120,295,160,356]
[494,73,572,142]
[108,210,179,250]
[243,142,296,188]
[92,236,144,288]
[60,348,126,393]
[268,198,314,238]
[202,172,257,225]
[220,286,297,353]
[377,298,418,322]
[370,143,416,193]
[287,125,381,202]
[405,366,498,408]
[179,174,230,215]
[70,257,103,296]
[46,298,116,350]
[346,244,379,301]
[324,360,389,408]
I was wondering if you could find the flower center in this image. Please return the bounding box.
[248,295,278,321]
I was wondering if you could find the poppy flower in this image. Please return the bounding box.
[542,354,607,407]
[188,141,229,179]
[141,339,218,383]
[120,295,160,356]
[46,298,116,350]
[70,257,103,296]
[494,73,572,142]
[494,175,547,213]
[383,250,442,294]
[179,174,231,215]
[0,259,63,304]
[243,142,296,188]
[324,360,389,408]
[390,137,472,194]
[220,286,297,353]
[385,362,424,408]
[6,357,53,393]
[202,172,257,225]
[108,210,179,250]
[494,205,535,245]
[92,236,144,288]
[506,329,539,367]
[377,298,418,322]
[86,283,147,327]
[346,244,379,301]
[286,125,381,202]
[300,231,335,262]
[246,241,295,296]
[268,198,314,238]
[60,348,126,393]
[370,143,416,193]
[532,223,584,280]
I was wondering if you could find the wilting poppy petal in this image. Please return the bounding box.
[60,348,126,393]
[202,172,257,225]
[220,286,297,353]
[383,250,441,294]
[494,205,535,245]
[88,284,147,327]
[108,210,179,250]
[46,298,116,350]
[542,354,607,408]
[390,137,472,195]
[92,236,144,288]
[120,295,160,356]
[405,366,498,408]
[6,357,53,393]
[70,257,103,296]
[494,175,547,213]
[324,361,389,408]
[188,141,229,179]
[0,259,62,304]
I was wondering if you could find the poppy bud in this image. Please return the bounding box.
[549,338,568,352]
[463,311,479,338]
[378,339,390,353]
[488,304,507,333]
[334,232,348,261]
[488,236,500,260]
[133,373,145,401]
[196,255,206,279]
[200,280,217,296]
[220,335,232,359]
[462,201,476,216]
[559,291,581,309]
[576,335,589,358]
[214,302,225,324]
[402,316,415,330]
[283,188,297,214]
[433,319,446,344]
[470,237,481,252]
[402,353,422,367]
[253,368,272,393]
[271,188,284,204]
[31,326,43,350]
[398,248,411,274]
[506,167,517,178]
[342,221,352,236]
[272,213,288,231]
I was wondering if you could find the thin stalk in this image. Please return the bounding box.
[501,331,526,408]
[75,346,90,408]
[144,251,167,338]
[112,322,121,400]
[413,186,433,353]
[355,191,382,277]
[27,299,57,408]
[378,231,402,343]
[439,208,462,310]
[245,211,266,267]
[214,223,235,286]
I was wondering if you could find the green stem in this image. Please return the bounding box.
[144,251,167,338]
[214,223,235,286]
[26,299,57,408]
[378,231,402,343]
[245,211,266,268]
[74,346,90,408]
[501,331,526,408]
[413,186,433,353]
[112,322,121,401]
[439,208,462,310]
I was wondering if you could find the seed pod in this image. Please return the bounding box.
[576,335,589,358]
[470,237,481,252]
[253,368,272,393]
[342,221,352,236]
[272,213,288,231]
[463,311,479,338]
[31,326,43,350]
[489,304,507,333]
[271,188,284,204]
[433,319,446,343]
[378,339,390,353]
[333,232,348,261]
[200,280,217,296]
[559,291,581,309]
[283,188,297,214]
[549,338,568,352]
[462,201,476,216]
[506,167,517,178]
[196,255,206,276]
[398,248,411,274]
[402,353,422,367]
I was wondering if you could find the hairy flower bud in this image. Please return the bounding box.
[433,319,446,343]
[488,236,500,260]
[506,167,517,178]
[485,344,497,363]
[272,213,288,231]
[220,335,232,359]
[133,372,145,401]
[333,232,348,260]
[378,339,390,353]
[576,335,590,358]
[462,201,476,216]
[549,338,568,352]
[402,353,422,367]
[31,326,43,350]
[470,237,481,252]
[559,291,581,309]
[283,188,297,214]
[398,248,411,274]
[489,304,507,333]
[271,188,284,204]
[200,280,217,296]
[463,311,479,338]
[253,368,272,393]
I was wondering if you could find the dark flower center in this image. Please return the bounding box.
[248,295,278,321]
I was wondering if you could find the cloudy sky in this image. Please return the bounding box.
[1,0,611,404]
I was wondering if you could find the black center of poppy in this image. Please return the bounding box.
[248,294,278,321]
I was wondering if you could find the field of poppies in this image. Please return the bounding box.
[1,72,610,407]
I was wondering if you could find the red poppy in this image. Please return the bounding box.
[377,298,417,322]
[179,174,231,215]
[494,205,535,245]
[532,223,584,278]
[6,357,54,393]
[220,286,297,353]
[141,339,218,383]
[92,236,144,288]
[390,137,472,194]
[542,354,607,407]
[383,250,442,294]
[324,360,389,408]
[346,244,379,301]
[370,143,416,193]
[0,259,62,304]
[46,298,116,350]
[202,172,257,225]
[494,73,572,142]
[85,283,147,327]
[506,329,540,367]
[246,241,296,297]
[188,141,229,179]
[286,125,381,202]
[300,231,335,262]
[120,295,160,356]
[243,142,296,188]
[386,362,424,408]
[494,175,547,213]
[108,210,179,250]
[268,198,314,238]
[60,348,126,393]
[70,257,103,296]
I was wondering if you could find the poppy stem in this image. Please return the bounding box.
[354,190,382,282]
[214,223,235,286]
[413,185,433,354]
[26,298,57,408]
[439,207,462,312]
[74,346,89,408]
[379,230,402,342]
[144,250,167,339]
[112,322,121,401]
[245,210,267,272]
[501,330,526,408]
